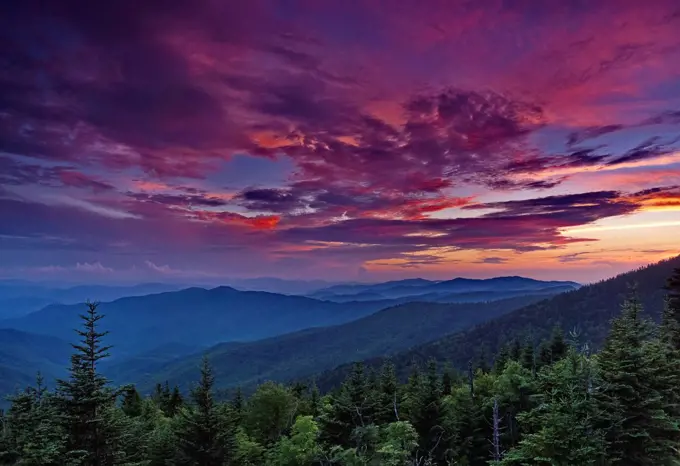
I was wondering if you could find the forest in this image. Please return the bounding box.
[1,268,679,466]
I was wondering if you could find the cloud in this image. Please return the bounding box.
[2,0,680,281]
[75,261,114,273]
[476,257,508,264]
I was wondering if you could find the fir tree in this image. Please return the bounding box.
[1,374,65,465]
[167,385,184,417]
[375,362,400,424]
[55,301,125,465]
[501,349,606,466]
[121,386,143,418]
[175,355,232,465]
[594,290,679,465]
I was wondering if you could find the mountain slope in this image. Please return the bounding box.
[0,329,71,399]
[1,286,397,356]
[116,292,558,394]
[315,255,680,389]
[0,282,186,318]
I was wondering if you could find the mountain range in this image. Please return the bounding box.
[4,263,674,403]
[105,293,556,394]
[315,255,680,389]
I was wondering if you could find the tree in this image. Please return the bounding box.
[55,301,125,465]
[320,363,375,447]
[501,349,606,466]
[594,291,679,465]
[244,381,297,446]
[121,386,143,418]
[1,374,65,465]
[175,355,232,465]
[376,421,419,466]
[665,267,680,348]
[167,385,184,417]
[409,360,447,462]
[267,415,322,466]
[375,362,400,425]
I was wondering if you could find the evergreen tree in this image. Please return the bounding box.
[594,291,679,465]
[320,363,375,448]
[55,301,125,465]
[665,266,680,347]
[409,360,447,462]
[501,349,606,466]
[520,339,535,373]
[1,374,65,465]
[167,386,184,417]
[175,355,232,465]
[121,386,143,418]
[548,326,568,362]
[231,387,245,426]
[375,362,399,425]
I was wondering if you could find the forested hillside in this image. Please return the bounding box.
[108,293,554,393]
[316,255,680,388]
[0,330,70,399]
[1,267,679,465]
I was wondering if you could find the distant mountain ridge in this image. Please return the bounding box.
[0,281,187,318]
[0,286,396,357]
[309,276,580,302]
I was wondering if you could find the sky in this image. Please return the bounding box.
[1,0,680,284]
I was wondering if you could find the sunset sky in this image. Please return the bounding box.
[1,0,680,284]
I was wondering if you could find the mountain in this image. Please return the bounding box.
[0,286,397,357]
[308,276,580,302]
[224,277,343,295]
[113,292,559,394]
[315,255,680,389]
[0,329,71,402]
[0,281,186,318]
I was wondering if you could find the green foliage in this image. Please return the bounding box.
[244,381,297,447]
[174,356,233,465]
[501,349,606,466]
[54,301,127,465]
[266,415,322,466]
[594,292,680,465]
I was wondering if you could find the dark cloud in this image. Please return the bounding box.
[566,124,625,146]
[476,257,509,264]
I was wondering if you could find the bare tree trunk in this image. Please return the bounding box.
[492,397,501,462]
[468,360,475,399]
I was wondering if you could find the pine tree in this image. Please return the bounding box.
[231,387,245,426]
[1,373,66,465]
[320,363,374,447]
[501,349,606,466]
[410,360,447,463]
[594,290,679,465]
[55,301,124,465]
[375,362,400,424]
[548,326,568,363]
[167,385,184,417]
[121,386,143,418]
[520,339,535,373]
[175,355,232,465]
[665,267,680,346]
